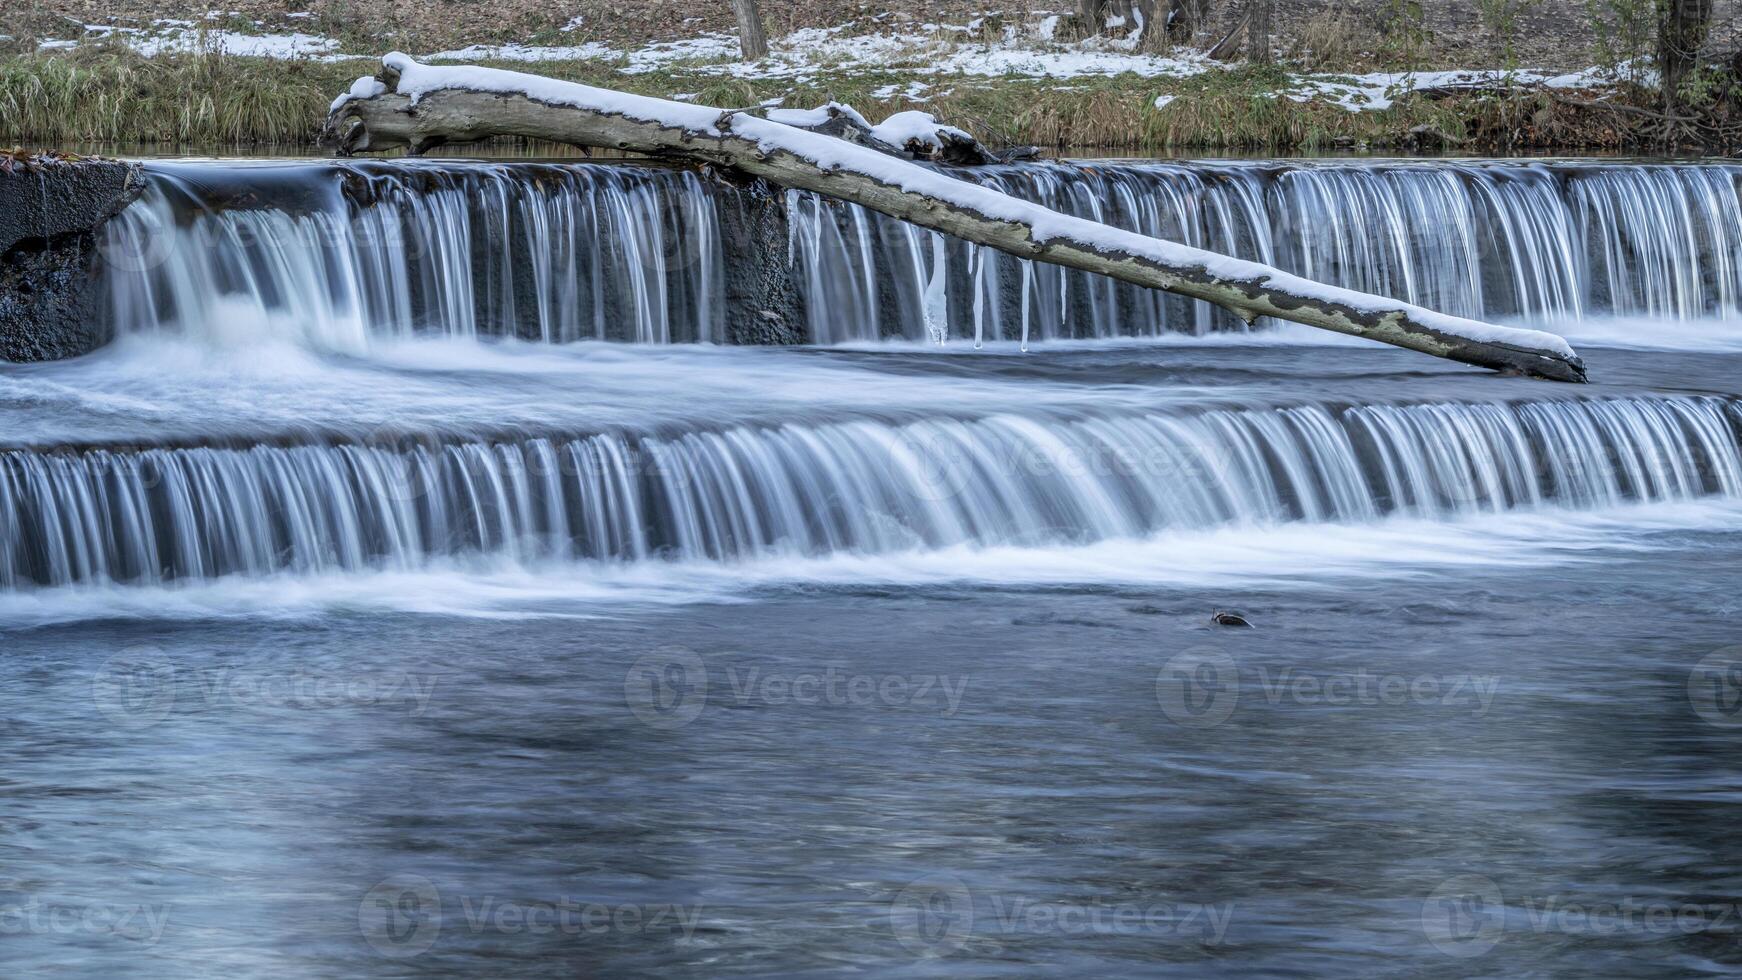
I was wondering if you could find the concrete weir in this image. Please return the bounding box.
[0,157,144,362]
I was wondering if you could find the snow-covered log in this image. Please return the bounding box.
[323,55,1587,382]
[763,104,1011,165]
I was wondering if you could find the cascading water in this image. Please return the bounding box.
[107,161,726,348]
[4,394,1738,589]
[13,148,1742,980]
[790,160,1742,341]
[102,159,1742,348]
[0,156,1732,596]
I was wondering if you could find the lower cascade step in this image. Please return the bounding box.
[3,394,1738,588]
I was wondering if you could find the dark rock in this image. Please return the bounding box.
[717,178,807,346]
[1,157,145,258]
[0,157,145,362]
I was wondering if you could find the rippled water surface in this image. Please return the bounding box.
[3,336,1739,976]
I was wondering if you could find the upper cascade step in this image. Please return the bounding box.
[99,158,1742,350]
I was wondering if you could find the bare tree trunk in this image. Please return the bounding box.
[1165,0,1201,39]
[1246,0,1272,63]
[1071,0,1108,37]
[730,0,769,60]
[1658,0,1713,113]
[323,59,1587,382]
[1206,4,1249,61]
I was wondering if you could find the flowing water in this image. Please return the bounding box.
[3,158,1742,977]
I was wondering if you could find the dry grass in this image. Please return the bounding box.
[0,45,341,144]
[0,47,1676,154]
[1286,7,1382,73]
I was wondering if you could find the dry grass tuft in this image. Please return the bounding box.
[0,48,1679,154]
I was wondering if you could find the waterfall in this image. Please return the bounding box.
[102,159,1742,349]
[105,161,726,348]
[4,394,1738,589]
[44,157,1742,594]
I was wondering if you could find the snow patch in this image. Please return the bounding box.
[421,23,1213,82]
[329,75,386,114]
[424,41,616,63]
[872,80,934,102]
[766,102,873,131]
[1280,67,1624,113]
[869,110,975,150]
[39,23,359,61]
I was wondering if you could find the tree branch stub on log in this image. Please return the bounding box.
[323,55,1587,383]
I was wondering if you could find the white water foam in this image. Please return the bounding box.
[1,499,1735,628]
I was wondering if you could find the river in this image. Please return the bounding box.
[2,157,1740,976]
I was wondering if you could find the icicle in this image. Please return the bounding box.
[970,242,985,349]
[1019,260,1033,352]
[923,231,949,344]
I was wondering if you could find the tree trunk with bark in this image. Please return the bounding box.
[1165,0,1207,40]
[730,0,769,60]
[1658,0,1713,113]
[322,57,1587,382]
[1246,0,1272,63]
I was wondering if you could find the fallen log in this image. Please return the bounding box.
[324,55,1587,382]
